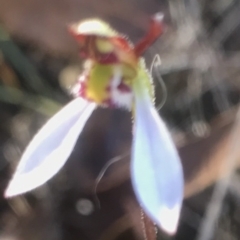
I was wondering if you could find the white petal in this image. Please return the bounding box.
[131,80,184,234]
[5,98,96,197]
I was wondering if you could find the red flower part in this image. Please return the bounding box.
[134,13,165,56]
[95,51,119,64]
[117,81,132,93]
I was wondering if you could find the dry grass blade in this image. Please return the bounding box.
[196,106,240,240]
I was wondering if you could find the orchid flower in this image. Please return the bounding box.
[4,14,184,234]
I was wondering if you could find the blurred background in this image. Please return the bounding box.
[0,0,240,239]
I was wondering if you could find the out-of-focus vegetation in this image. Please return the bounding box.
[0,0,240,239]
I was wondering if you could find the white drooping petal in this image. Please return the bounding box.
[5,98,96,198]
[131,79,184,234]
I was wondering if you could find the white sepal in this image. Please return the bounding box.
[5,98,96,197]
[131,80,184,234]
